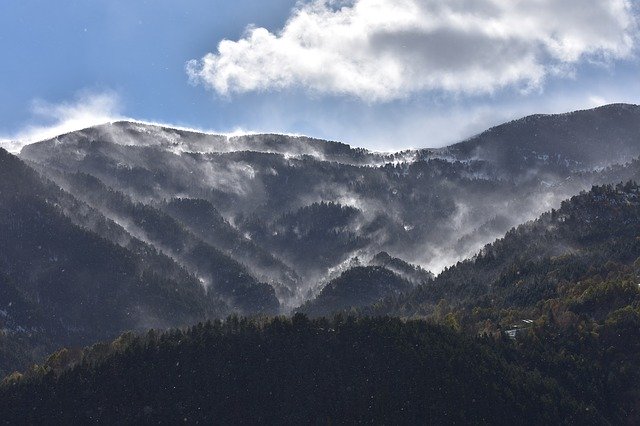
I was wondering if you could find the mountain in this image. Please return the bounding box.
[0,148,270,375]
[4,184,640,424]
[3,104,640,423]
[18,104,640,310]
[298,266,413,317]
[316,182,640,422]
[30,167,280,313]
[430,103,640,175]
[364,181,640,319]
[3,104,640,368]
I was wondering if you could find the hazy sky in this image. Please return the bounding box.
[1,0,639,151]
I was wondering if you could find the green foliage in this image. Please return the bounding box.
[0,316,599,425]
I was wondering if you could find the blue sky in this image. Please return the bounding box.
[1,0,639,152]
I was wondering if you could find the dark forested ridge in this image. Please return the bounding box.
[298,266,414,317]
[36,168,280,313]
[369,250,434,283]
[0,316,604,425]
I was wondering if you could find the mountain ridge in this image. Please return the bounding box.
[435,103,640,174]
[3,102,640,375]
[20,102,640,158]
[18,103,640,290]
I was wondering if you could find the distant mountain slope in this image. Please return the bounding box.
[160,197,301,303]
[365,182,640,319]
[436,103,640,174]
[239,202,369,282]
[33,168,280,313]
[16,103,640,310]
[23,121,385,165]
[369,251,434,283]
[0,148,262,375]
[298,266,413,317]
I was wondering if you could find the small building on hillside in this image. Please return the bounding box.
[505,319,534,339]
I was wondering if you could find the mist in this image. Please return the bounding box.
[17,104,640,312]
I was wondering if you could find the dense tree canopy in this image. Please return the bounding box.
[0,315,602,425]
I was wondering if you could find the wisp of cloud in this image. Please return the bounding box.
[0,91,122,153]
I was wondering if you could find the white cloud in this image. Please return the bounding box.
[187,0,638,102]
[0,91,122,153]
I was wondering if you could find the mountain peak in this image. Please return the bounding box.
[22,119,378,165]
[443,103,640,172]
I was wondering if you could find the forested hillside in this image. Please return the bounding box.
[365,182,640,320]
[440,103,640,173]
[21,104,640,297]
[298,266,413,317]
[2,105,640,423]
[0,149,230,375]
[3,185,640,423]
[0,316,603,425]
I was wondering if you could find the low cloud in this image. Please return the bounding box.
[0,91,122,153]
[187,0,638,102]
